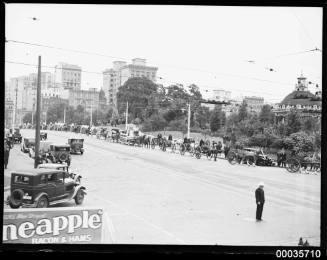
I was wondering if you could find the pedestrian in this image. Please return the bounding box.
[224,144,230,158]
[4,142,10,169]
[255,182,265,221]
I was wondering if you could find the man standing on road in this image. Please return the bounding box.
[4,142,10,169]
[255,182,265,221]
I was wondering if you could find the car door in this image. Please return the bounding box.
[46,173,57,201]
[54,172,67,199]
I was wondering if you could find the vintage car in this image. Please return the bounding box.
[48,144,72,166]
[227,147,274,166]
[68,139,84,154]
[13,128,22,143]
[40,131,48,140]
[6,168,86,208]
[28,141,53,162]
[37,163,82,184]
[21,137,35,153]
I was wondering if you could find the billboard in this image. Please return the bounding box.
[3,207,111,244]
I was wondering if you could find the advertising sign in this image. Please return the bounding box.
[3,207,105,244]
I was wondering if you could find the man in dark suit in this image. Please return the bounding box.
[255,182,265,221]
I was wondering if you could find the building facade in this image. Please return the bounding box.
[55,63,82,90]
[273,74,322,122]
[243,96,264,114]
[103,58,158,107]
[212,89,232,102]
[5,100,14,129]
[68,88,100,112]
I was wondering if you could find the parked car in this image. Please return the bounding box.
[28,140,53,163]
[21,137,35,153]
[6,168,86,208]
[48,144,72,166]
[37,163,82,184]
[68,138,84,154]
[13,128,22,143]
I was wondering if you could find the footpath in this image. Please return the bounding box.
[4,145,34,191]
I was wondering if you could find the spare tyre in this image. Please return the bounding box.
[58,152,68,162]
[9,189,24,209]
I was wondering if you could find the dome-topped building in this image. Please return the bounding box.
[273,73,322,122]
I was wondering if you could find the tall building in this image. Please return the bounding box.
[212,89,232,102]
[5,100,14,129]
[243,96,264,114]
[103,58,158,107]
[55,62,82,90]
[68,88,100,112]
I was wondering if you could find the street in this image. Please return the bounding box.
[4,129,320,245]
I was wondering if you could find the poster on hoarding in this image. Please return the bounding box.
[3,207,112,244]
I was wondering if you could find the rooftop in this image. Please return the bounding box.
[279,90,322,106]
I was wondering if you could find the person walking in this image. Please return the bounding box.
[255,182,265,221]
[4,142,10,169]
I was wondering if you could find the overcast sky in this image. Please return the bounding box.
[5,4,322,103]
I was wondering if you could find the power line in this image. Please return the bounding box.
[6,38,319,87]
[5,60,289,100]
[6,39,129,61]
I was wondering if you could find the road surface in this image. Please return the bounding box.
[4,129,320,246]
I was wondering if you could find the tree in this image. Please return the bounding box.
[238,100,248,122]
[302,117,316,133]
[259,104,275,124]
[209,106,226,132]
[286,110,302,135]
[22,112,36,124]
[117,77,158,120]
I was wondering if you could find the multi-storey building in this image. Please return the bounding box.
[55,62,82,90]
[5,99,14,129]
[243,96,264,114]
[68,88,100,112]
[212,89,232,102]
[103,58,158,107]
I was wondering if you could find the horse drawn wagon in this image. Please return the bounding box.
[227,147,275,166]
[284,151,320,173]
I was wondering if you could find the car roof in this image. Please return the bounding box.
[38,163,69,169]
[11,168,64,176]
[51,144,70,147]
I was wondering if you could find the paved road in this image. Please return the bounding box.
[5,129,320,245]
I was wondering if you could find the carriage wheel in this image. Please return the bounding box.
[195,151,201,159]
[286,158,301,173]
[227,152,238,165]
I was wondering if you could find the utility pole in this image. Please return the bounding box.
[12,80,18,131]
[125,101,128,130]
[34,56,41,168]
[187,103,191,139]
[63,107,66,124]
[90,102,92,126]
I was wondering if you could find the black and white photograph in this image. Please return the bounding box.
[3,3,324,251]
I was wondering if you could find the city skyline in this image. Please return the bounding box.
[5,4,322,103]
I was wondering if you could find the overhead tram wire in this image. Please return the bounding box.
[5,60,290,101]
[6,38,318,88]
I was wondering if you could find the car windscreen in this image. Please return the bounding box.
[13,175,30,184]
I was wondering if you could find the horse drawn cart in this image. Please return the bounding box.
[285,152,320,173]
[227,147,275,166]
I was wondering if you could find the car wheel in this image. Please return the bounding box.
[37,196,49,208]
[9,189,24,209]
[75,189,85,205]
